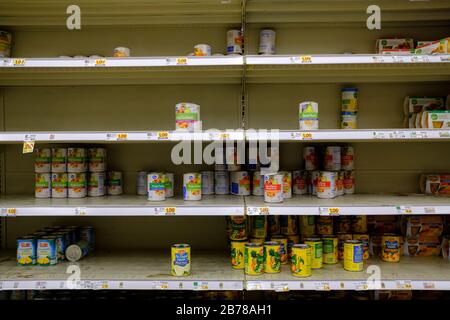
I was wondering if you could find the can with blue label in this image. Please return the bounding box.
[37,237,58,266]
[344,240,363,271]
[17,236,37,266]
[171,244,191,276]
[65,240,90,262]
[51,232,68,262]
[80,226,95,251]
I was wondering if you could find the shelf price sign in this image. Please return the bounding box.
[291,56,312,64]
[155,207,176,216]
[396,206,412,214]
[2,208,17,217]
[75,207,88,216]
[23,134,36,154]
[396,280,412,290]
[13,58,26,66]
[354,281,369,291]
[193,281,209,291]
[155,281,169,290]
[247,207,270,215]
[273,284,289,292]
[35,281,47,290]
[93,281,109,290]
[106,133,128,141]
[315,282,331,291]
[319,207,340,216]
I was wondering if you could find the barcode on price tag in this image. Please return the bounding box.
[35,281,47,290]
[315,282,331,291]
[75,207,87,216]
[396,280,412,290]
[155,281,169,290]
[246,282,262,290]
[193,282,209,291]
[396,206,412,214]
[93,281,109,290]
[319,207,340,216]
[274,284,289,292]
[354,281,368,290]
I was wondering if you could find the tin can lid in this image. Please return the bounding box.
[305,237,321,242]
[345,239,362,244]
[172,244,190,248]
[263,241,280,246]
[293,244,310,249]
[342,87,358,92]
[245,243,263,247]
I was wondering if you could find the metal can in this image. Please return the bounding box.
[303,146,318,171]
[51,232,67,262]
[252,171,264,196]
[263,173,283,203]
[244,243,264,275]
[227,29,243,55]
[175,102,201,132]
[67,148,87,173]
[230,240,246,269]
[194,44,212,56]
[324,146,341,171]
[299,102,319,130]
[344,240,363,271]
[34,148,51,173]
[337,233,353,260]
[229,216,247,240]
[0,31,12,57]
[280,171,292,199]
[317,171,337,199]
[293,170,307,195]
[305,237,323,269]
[353,234,370,260]
[51,173,68,198]
[322,235,338,264]
[107,171,123,195]
[281,215,298,235]
[51,148,67,173]
[381,234,400,262]
[60,228,78,245]
[17,236,37,266]
[201,171,214,195]
[291,244,312,277]
[352,215,367,233]
[183,173,202,200]
[271,235,288,265]
[316,216,333,236]
[341,87,358,112]
[163,172,174,198]
[344,170,355,194]
[88,148,107,172]
[287,234,300,259]
[68,172,87,198]
[259,29,276,55]
[230,171,251,196]
[250,216,267,238]
[147,172,165,201]
[80,226,95,251]
[341,147,354,171]
[337,216,351,233]
[37,237,58,266]
[250,237,265,244]
[341,112,357,129]
[87,172,105,197]
[263,242,281,273]
[35,173,51,198]
[311,170,320,196]
[214,171,229,195]
[267,216,280,235]
[65,240,89,262]
[299,216,316,237]
[171,244,191,277]
[136,171,148,195]
[113,47,131,57]
[336,171,345,196]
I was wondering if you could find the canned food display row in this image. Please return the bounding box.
[303,146,354,171]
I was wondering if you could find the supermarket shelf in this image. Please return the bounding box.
[0,0,242,27]
[0,195,245,217]
[245,54,450,83]
[0,56,243,86]
[246,257,450,291]
[245,194,450,216]
[246,129,450,142]
[0,251,244,291]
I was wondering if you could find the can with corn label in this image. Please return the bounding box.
[68,173,87,198]
[291,244,312,277]
[287,234,300,259]
[67,148,87,173]
[183,173,202,200]
[88,172,105,197]
[17,236,37,266]
[37,237,58,266]
[353,234,370,260]
[322,235,338,264]
[337,233,353,260]
[229,216,247,240]
[230,240,246,269]
[305,237,323,269]
[270,235,288,265]
[51,148,67,173]
[245,243,264,275]
[148,172,165,201]
[51,173,68,198]
[263,241,281,273]
[344,240,363,272]
[381,234,400,262]
[171,244,191,277]
[35,148,51,173]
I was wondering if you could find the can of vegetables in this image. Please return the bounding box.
[244,243,264,275]
[263,241,281,274]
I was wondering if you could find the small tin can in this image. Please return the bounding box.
[171,244,191,277]
[353,234,370,260]
[336,171,345,196]
[267,216,280,235]
[381,234,400,262]
[341,112,357,129]
[317,171,337,199]
[280,171,292,199]
[270,235,288,265]
[230,171,251,196]
[68,172,87,198]
[316,216,334,236]
[252,171,264,196]
[80,226,95,251]
[67,147,87,173]
[311,170,320,196]
[163,172,174,198]
[60,228,78,245]
[259,29,276,55]
[147,172,166,201]
[37,237,58,266]
[194,44,212,56]
[136,171,148,195]
[227,29,243,55]
[337,233,353,260]
[299,102,319,130]
[324,146,341,171]
[113,47,131,57]
[305,237,323,269]
[263,173,283,203]
[293,170,307,195]
[303,147,318,171]
[263,241,282,274]
[230,240,246,269]
[65,240,89,262]
[352,215,367,233]
[51,232,67,262]
[250,216,267,238]
[107,171,123,195]
[214,171,230,195]
[299,216,316,237]
[35,173,51,198]
[175,102,201,132]
[244,243,264,275]
[344,240,363,272]
[291,244,312,277]
[183,173,202,201]
[341,87,358,112]
[229,216,247,241]
[201,171,214,195]
[341,147,354,171]
[88,148,107,172]
[51,173,68,198]
[287,234,300,259]
[344,171,355,194]
[17,236,37,266]
[87,172,105,197]
[280,215,298,235]
[337,216,352,233]
[34,148,51,173]
[51,148,67,173]
[322,235,338,264]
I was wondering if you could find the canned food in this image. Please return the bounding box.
[175,102,201,132]
[352,215,367,233]
[263,242,281,273]
[259,29,276,55]
[336,171,345,196]
[311,171,320,196]
[51,233,67,262]
[171,244,191,277]
[87,172,105,197]
[60,228,78,245]
[194,44,212,56]
[267,216,280,235]
[147,172,165,201]
[322,235,338,264]
[287,234,300,259]
[293,170,307,195]
[344,171,355,194]
[305,238,323,269]
[252,171,264,196]
[316,216,334,235]
[341,88,358,112]
[250,216,267,238]
[381,234,400,262]
[229,216,247,240]
[88,148,107,172]
[201,171,214,195]
[341,147,354,171]
[324,146,341,171]
[107,171,123,195]
[280,171,292,199]
[163,172,174,198]
[67,148,87,173]
[303,147,317,171]
[344,240,363,271]
[214,171,229,194]
[337,216,351,233]
[353,234,370,260]
[37,237,58,266]
[79,226,95,251]
[136,171,148,195]
[183,173,202,201]
[271,235,288,265]
[113,47,130,57]
[230,240,246,269]
[65,240,89,262]
[281,215,298,235]
[231,171,251,196]
[51,173,68,198]
[51,148,67,173]
[317,171,337,199]
[337,233,353,260]
[291,244,312,277]
[299,216,316,237]
[264,173,283,203]
[250,237,265,244]
[17,236,36,266]
[0,31,12,57]
[341,112,357,129]
[244,243,264,275]
[68,173,87,198]
[227,29,243,55]
[35,173,51,198]
[299,102,319,130]
[35,148,51,173]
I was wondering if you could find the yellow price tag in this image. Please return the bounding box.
[157,131,169,140]
[23,141,35,154]
[116,133,128,140]
[5,208,17,216]
[176,57,188,65]
[13,59,26,66]
[259,207,270,215]
[300,56,312,63]
[328,207,340,215]
[95,59,106,66]
[302,132,313,139]
[164,207,176,215]
[220,133,230,140]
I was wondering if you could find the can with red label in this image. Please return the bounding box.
[293,170,307,195]
[324,146,341,171]
[317,171,337,199]
[344,171,355,194]
[263,173,283,203]
[303,147,317,171]
[341,147,354,171]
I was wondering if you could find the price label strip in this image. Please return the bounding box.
[2,208,17,217]
[396,206,413,214]
[354,281,368,291]
[13,58,26,66]
[35,281,47,290]
[247,207,270,215]
[291,56,313,64]
[86,58,106,67]
[396,280,412,290]
[193,282,209,291]
[319,207,340,216]
[75,207,88,216]
[274,284,289,292]
[155,281,169,290]
[106,133,128,141]
[246,282,262,290]
[315,282,331,291]
[167,57,189,66]
[155,207,176,216]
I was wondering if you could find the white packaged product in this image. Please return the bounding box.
[147,172,166,201]
[293,170,307,195]
[303,146,317,171]
[35,173,51,198]
[183,173,202,201]
[35,148,51,173]
[175,102,201,132]
[68,173,87,198]
[51,173,68,198]
[317,171,337,199]
[88,172,105,197]
[107,171,123,195]
[67,148,87,173]
[163,172,175,198]
[344,171,355,194]
[201,171,215,195]
[113,47,130,57]
[280,171,292,199]
[341,88,358,112]
[51,148,67,173]
[194,44,212,56]
[299,102,319,130]
[136,171,148,195]
[311,171,320,196]
[263,173,283,203]
[259,29,276,55]
[230,171,251,196]
[341,146,354,171]
[227,29,243,55]
[341,112,357,129]
[324,146,341,171]
[88,148,107,172]
[252,171,264,196]
[215,171,230,195]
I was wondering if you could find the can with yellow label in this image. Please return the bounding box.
[353,234,370,260]
[316,216,333,235]
[270,235,288,265]
[322,235,338,264]
[305,237,323,269]
[337,233,352,260]
[381,234,400,263]
[291,244,312,277]
[244,243,264,275]
[230,240,246,269]
[344,240,363,272]
[263,242,281,274]
[287,234,300,259]
[171,244,191,277]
